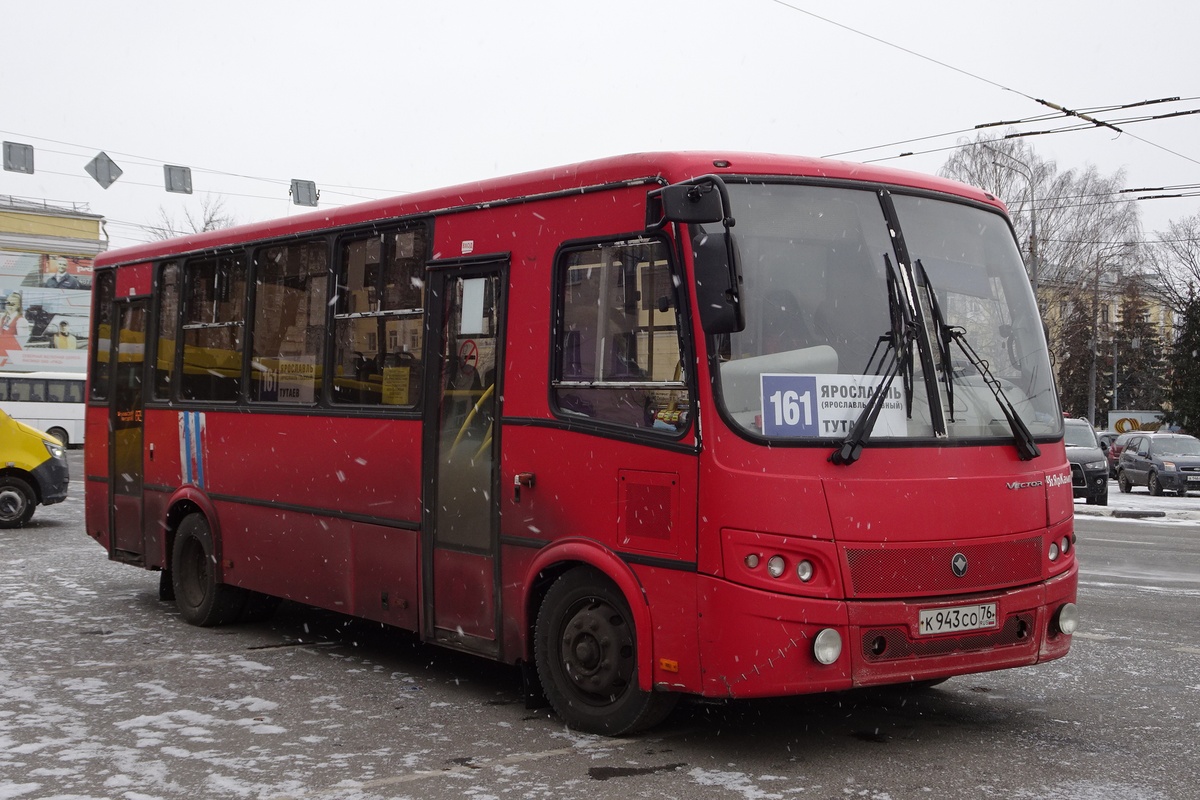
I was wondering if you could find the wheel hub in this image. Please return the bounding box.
[560,600,633,698]
[0,489,24,517]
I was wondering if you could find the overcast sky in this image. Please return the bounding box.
[5,0,1198,250]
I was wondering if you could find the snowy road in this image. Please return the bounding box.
[1,455,1197,799]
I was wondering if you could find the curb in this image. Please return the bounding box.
[1074,506,1188,520]
[1111,509,1168,519]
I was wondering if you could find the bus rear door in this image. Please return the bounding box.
[110,299,148,563]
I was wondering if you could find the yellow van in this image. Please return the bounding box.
[0,408,69,527]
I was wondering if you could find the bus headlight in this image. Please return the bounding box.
[1055,603,1079,635]
[43,440,65,460]
[766,555,786,578]
[813,628,842,665]
[796,560,814,582]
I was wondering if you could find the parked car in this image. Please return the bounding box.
[1116,433,1200,496]
[0,408,69,527]
[1106,431,1139,478]
[1063,418,1108,506]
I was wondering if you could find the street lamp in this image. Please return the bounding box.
[983,144,1039,313]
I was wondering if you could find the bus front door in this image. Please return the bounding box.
[110,299,147,563]
[425,263,507,657]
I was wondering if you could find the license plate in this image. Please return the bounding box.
[918,603,998,635]
[1187,475,1200,482]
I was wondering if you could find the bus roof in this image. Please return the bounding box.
[95,151,1006,267]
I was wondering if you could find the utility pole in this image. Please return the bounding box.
[1087,243,1134,427]
[1087,256,1100,426]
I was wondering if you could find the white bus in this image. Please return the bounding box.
[0,371,85,447]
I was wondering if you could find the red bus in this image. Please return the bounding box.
[84,152,1077,734]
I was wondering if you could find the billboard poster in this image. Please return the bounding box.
[0,250,92,373]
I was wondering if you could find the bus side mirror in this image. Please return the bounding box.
[651,182,726,225]
[646,175,744,335]
[693,230,745,335]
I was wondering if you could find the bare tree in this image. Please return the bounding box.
[1145,212,1200,314]
[941,134,1144,425]
[939,133,1141,290]
[144,194,236,241]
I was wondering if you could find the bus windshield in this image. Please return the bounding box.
[707,182,1060,444]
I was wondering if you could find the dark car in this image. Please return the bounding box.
[1063,418,1108,506]
[1106,431,1139,478]
[1116,433,1200,496]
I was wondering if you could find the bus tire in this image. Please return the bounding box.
[0,475,36,528]
[46,427,68,447]
[534,566,678,735]
[171,513,247,626]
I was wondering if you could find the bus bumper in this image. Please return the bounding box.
[695,566,1076,698]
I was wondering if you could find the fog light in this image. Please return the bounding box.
[813,628,842,665]
[744,553,760,569]
[767,555,786,578]
[796,560,814,582]
[1056,603,1079,635]
[1048,542,1060,561]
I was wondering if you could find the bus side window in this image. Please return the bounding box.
[153,261,180,400]
[332,227,427,408]
[249,240,327,405]
[181,254,247,402]
[90,270,116,402]
[551,240,690,433]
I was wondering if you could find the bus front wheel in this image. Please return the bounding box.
[46,427,68,447]
[0,476,36,528]
[534,566,678,735]
[171,513,247,626]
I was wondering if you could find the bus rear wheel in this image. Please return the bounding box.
[46,427,68,447]
[171,513,247,626]
[0,476,36,528]
[534,566,678,735]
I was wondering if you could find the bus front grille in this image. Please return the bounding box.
[844,536,1043,597]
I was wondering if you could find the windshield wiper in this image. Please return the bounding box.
[830,254,915,466]
[917,260,1041,462]
[916,259,955,422]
